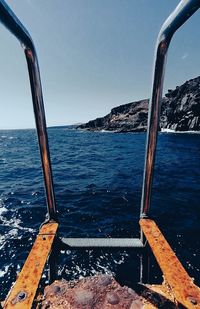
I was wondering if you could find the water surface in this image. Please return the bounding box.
[0,128,199,298]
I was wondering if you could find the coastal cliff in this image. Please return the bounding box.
[78,76,200,132]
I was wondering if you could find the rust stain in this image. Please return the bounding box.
[142,282,177,308]
[39,222,58,235]
[4,222,58,309]
[140,218,200,309]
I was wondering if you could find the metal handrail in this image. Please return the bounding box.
[0,0,199,242]
[140,0,200,218]
[0,0,57,220]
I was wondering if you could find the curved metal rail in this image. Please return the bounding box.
[140,0,200,218]
[1,1,200,307]
[0,0,57,220]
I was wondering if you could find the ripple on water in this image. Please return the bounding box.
[0,129,200,298]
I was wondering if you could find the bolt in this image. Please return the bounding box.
[17,291,27,301]
[187,296,197,305]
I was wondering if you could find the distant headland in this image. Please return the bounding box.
[77,76,200,133]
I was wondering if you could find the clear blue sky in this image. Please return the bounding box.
[0,0,200,129]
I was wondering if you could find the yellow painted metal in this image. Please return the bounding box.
[140,218,200,309]
[143,304,157,309]
[4,222,58,309]
[141,283,177,308]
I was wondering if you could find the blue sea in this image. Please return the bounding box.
[0,128,200,299]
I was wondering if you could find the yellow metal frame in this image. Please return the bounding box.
[3,222,58,309]
[140,218,200,308]
[3,218,200,309]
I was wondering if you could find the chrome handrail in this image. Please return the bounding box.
[0,0,199,241]
[140,0,200,218]
[0,0,57,220]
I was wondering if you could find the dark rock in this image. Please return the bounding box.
[78,99,148,133]
[98,275,112,286]
[38,275,180,308]
[77,76,200,132]
[106,292,120,304]
[161,76,200,131]
[40,274,144,308]
[75,289,94,305]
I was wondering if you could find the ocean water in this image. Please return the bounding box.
[0,128,200,298]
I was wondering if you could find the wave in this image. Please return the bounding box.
[1,127,200,298]
[0,202,35,250]
[58,250,129,281]
[161,128,200,134]
[0,265,9,278]
[100,130,117,133]
[0,205,7,216]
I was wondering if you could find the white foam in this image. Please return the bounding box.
[100,130,117,133]
[161,128,176,133]
[58,250,129,281]
[0,235,6,250]
[0,265,9,277]
[161,128,200,134]
[0,206,7,216]
[0,197,35,233]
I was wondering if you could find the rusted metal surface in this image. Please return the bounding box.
[142,283,177,308]
[39,222,58,235]
[144,283,175,302]
[4,222,58,309]
[140,218,200,308]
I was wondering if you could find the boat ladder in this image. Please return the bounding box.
[0,0,200,308]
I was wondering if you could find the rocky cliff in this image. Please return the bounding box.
[78,76,200,132]
[78,100,148,133]
[161,76,200,131]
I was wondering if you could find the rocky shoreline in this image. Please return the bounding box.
[77,76,200,133]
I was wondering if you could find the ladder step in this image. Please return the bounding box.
[60,237,144,248]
